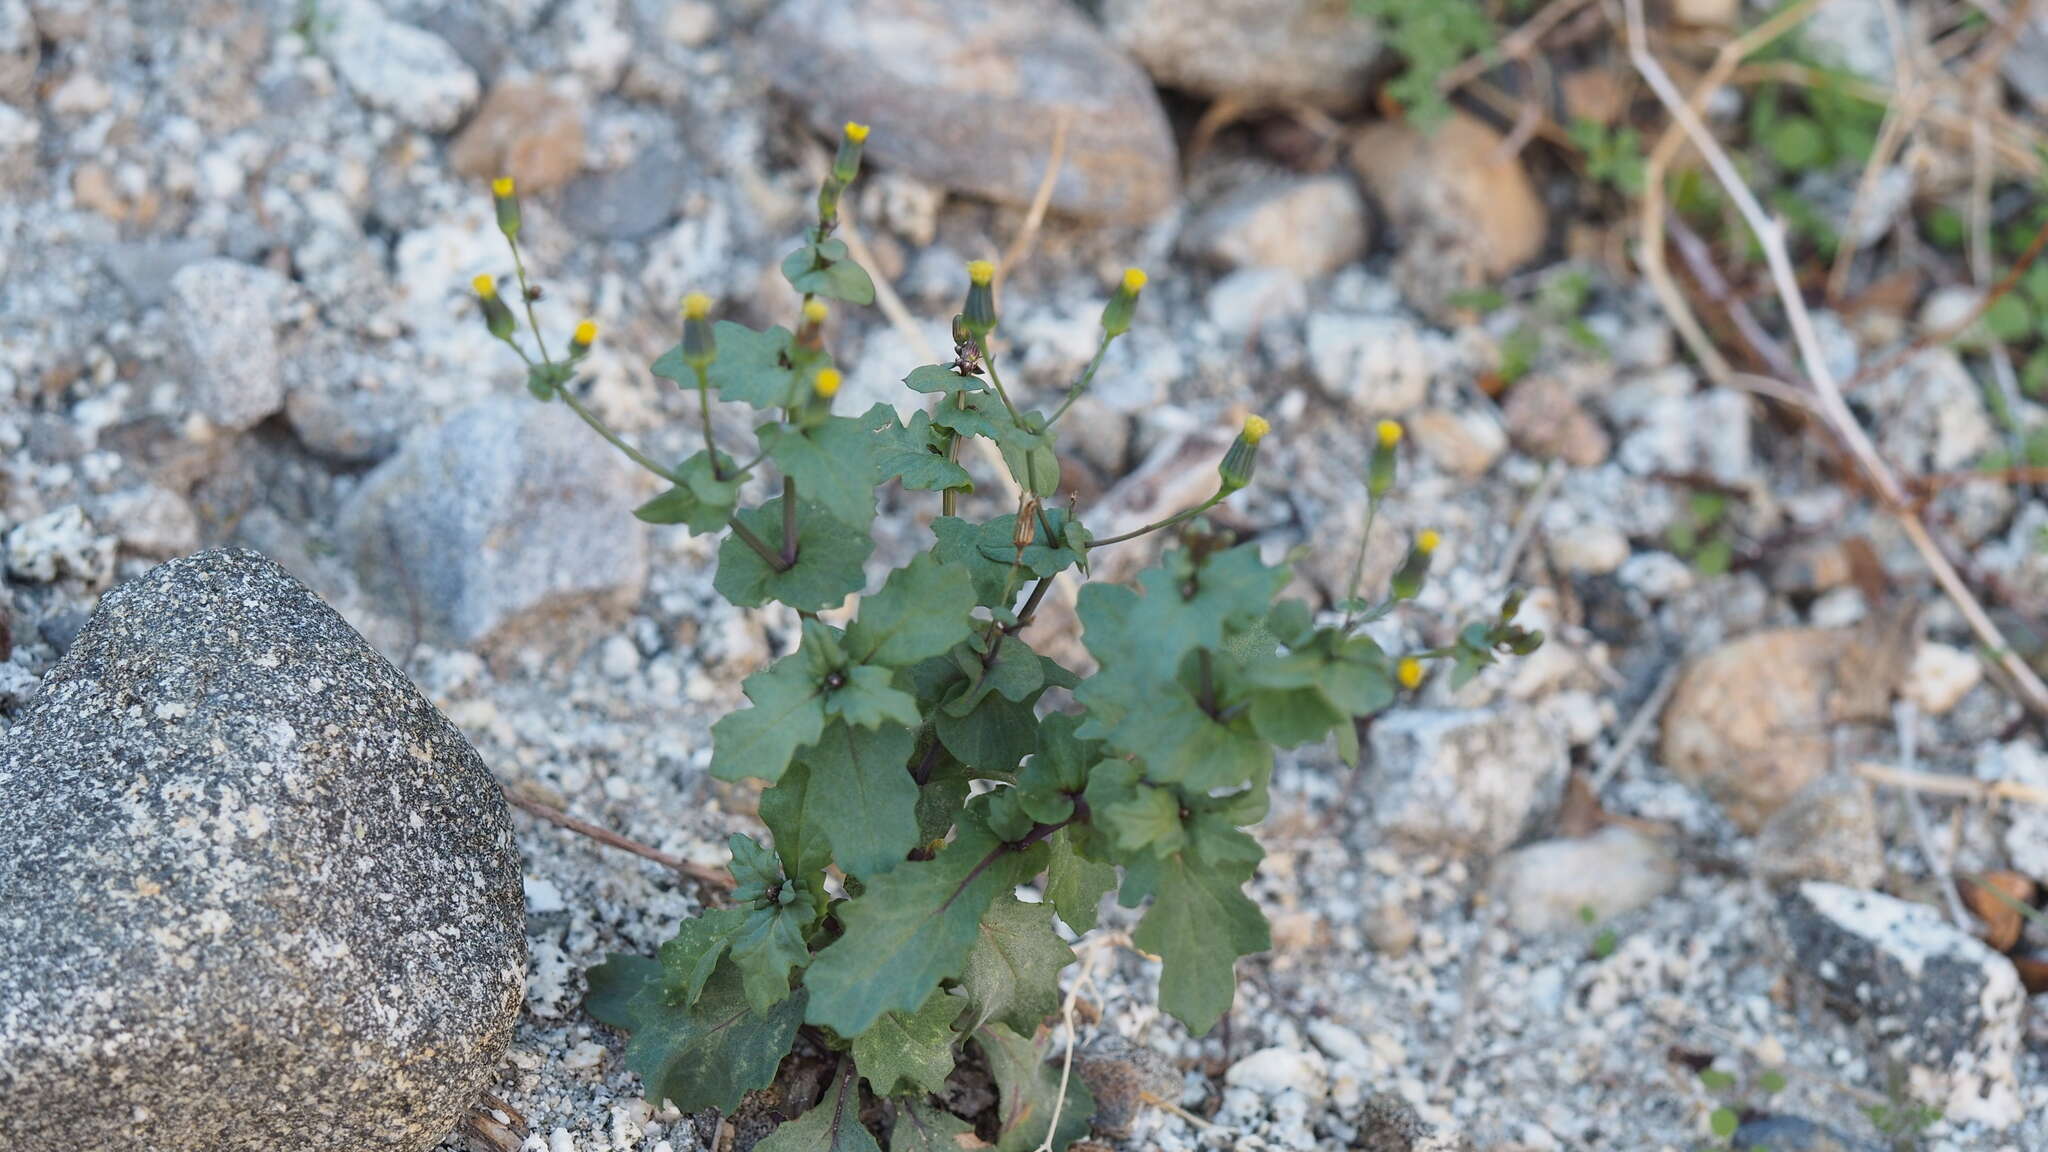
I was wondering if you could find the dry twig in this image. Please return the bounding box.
[503,784,731,890]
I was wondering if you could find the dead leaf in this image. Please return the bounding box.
[1959,871,2038,953]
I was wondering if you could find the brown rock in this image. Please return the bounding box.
[448,78,586,192]
[1662,613,1918,831]
[1755,775,1884,888]
[1349,113,1547,315]
[1500,375,1610,467]
[1409,407,1506,478]
[1961,871,2037,953]
[762,0,1179,223]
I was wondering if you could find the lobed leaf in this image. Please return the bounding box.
[715,496,873,612]
[583,957,805,1114]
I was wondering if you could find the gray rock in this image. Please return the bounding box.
[1180,174,1370,279]
[1102,0,1381,110]
[1205,267,1309,341]
[1306,311,1435,417]
[1073,1035,1179,1136]
[325,0,480,132]
[97,239,215,309]
[282,329,417,463]
[3,504,115,586]
[0,550,524,1152]
[0,0,32,106]
[560,132,689,241]
[1363,707,1568,856]
[2008,13,2048,113]
[1754,774,1884,889]
[1731,1116,1882,1152]
[1492,826,1679,934]
[1779,883,2024,1127]
[762,0,1179,223]
[1355,1091,1476,1151]
[167,259,292,432]
[337,395,649,653]
[91,483,203,559]
[0,99,34,190]
[1973,741,2048,881]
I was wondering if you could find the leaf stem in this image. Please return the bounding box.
[691,362,722,479]
[978,340,1024,423]
[556,387,684,485]
[730,519,790,573]
[781,477,800,566]
[1086,490,1224,549]
[1046,331,1114,427]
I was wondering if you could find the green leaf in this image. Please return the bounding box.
[802,721,920,880]
[930,390,1014,442]
[992,414,1061,497]
[803,814,1048,1037]
[1078,545,1289,688]
[934,688,1039,775]
[596,958,806,1114]
[867,404,972,492]
[697,322,805,409]
[755,1064,882,1152]
[824,664,923,729]
[852,991,961,1096]
[759,762,833,902]
[1079,673,1269,792]
[975,509,1088,581]
[716,496,873,612]
[634,450,743,533]
[848,552,978,667]
[760,416,878,531]
[1093,774,1186,858]
[904,364,984,396]
[975,1023,1095,1152]
[962,895,1074,1033]
[1044,830,1116,934]
[889,1100,976,1152]
[709,650,827,783]
[1130,846,1269,1035]
[1766,115,1827,170]
[945,634,1044,717]
[783,238,877,305]
[657,907,749,1007]
[731,899,814,1013]
[584,953,663,1031]
[1709,1107,1739,1139]
[1248,686,1345,748]
[1984,293,2035,343]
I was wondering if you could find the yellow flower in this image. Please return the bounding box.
[491,176,515,198]
[572,320,598,347]
[1121,267,1148,294]
[802,299,829,325]
[814,368,842,398]
[967,259,995,286]
[844,121,870,142]
[1376,420,1403,447]
[683,292,712,319]
[473,274,497,298]
[1242,414,1271,444]
[1417,529,1441,554]
[1397,656,1424,689]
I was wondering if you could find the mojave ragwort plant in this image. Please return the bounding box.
[470,122,1540,1152]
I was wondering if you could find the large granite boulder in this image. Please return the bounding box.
[0,550,525,1151]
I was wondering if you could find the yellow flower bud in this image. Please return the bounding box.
[683,292,712,320]
[802,298,829,325]
[473,274,497,299]
[1376,420,1403,447]
[814,368,842,398]
[491,176,515,198]
[570,319,598,356]
[967,259,995,286]
[1242,414,1271,444]
[844,121,870,142]
[1397,656,1424,690]
[1121,267,1147,294]
[1418,529,1441,555]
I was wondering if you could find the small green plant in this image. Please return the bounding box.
[1693,1064,1788,1151]
[468,124,1538,1150]
[1665,489,1737,577]
[1863,1063,1944,1151]
[1577,903,1618,959]
[1353,0,1495,129]
[1568,117,1649,199]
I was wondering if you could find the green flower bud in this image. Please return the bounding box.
[682,293,717,367]
[1390,530,1439,600]
[833,121,869,185]
[962,260,998,337]
[1101,266,1146,337]
[1369,420,1401,499]
[491,177,520,238]
[473,274,516,341]
[816,177,843,228]
[1218,414,1270,493]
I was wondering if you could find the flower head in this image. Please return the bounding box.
[491,176,515,198]
[1397,656,1424,690]
[473,274,497,298]
[1122,267,1148,294]
[802,298,829,325]
[683,292,712,320]
[814,368,842,399]
[1242,414,1271,444]
[844,121,870,143]
[1418,529,1441,554]
[967,259,995,287]
[570,319,598,355]
[1376,420,1403,447]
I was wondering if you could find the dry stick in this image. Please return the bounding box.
[1666,216,1802,383]
[1589,664,1682,793]
[1919,463,2048,489]
[1893,701,1973,930]
[1491,459,1562,588]
[1854,760,2048,806]
[503,786,731,890]
[1825,0,1927,303]
[1846,202,2048,391]
[1438,0,1599,93]
[1625,0,2048,717]
[999,108,1072,285]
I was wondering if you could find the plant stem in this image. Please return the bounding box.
[505,235,553,366]
[781,477,799,566]
[1013,576,1053,628]
[1341,497,1381,629]
[979,341,1024,423]
[691,363,721,479]
[1087,490,1223,549]
[1046,331,1114,427]
[730,519,789,572]
[1197,649,1217,718]
[557,388,683,485]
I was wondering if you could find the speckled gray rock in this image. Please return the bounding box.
[1102,0,1383,110]
[1362,707,1568,856]
[762,0,1179,223]
[1755,774,1884,888]
[1355,1091,1476,1151]
[1780,883,2024,1127]
[1732,1116,1882,1152]
[324,0,479,132]
[336,395,649,654]
[168,258,294,432]
[0,549,525,1152]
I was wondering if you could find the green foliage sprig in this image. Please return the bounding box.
[469,125,1538,1150]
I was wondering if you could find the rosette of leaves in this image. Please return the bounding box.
[476,126,1537,1152]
